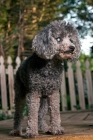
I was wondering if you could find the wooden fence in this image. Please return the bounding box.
[0,56,93,113]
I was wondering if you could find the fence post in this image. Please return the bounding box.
[7,56,14,109]
[76,61,85,109]
[68,62,76,110]
[85,60,93,105]
[0,56,7,110]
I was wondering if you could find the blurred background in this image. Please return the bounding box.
[0,0,93,61]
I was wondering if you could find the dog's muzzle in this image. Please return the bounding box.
[57,46,75,60]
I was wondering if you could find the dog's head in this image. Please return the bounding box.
[32,20,81,61]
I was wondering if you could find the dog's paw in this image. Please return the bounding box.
[9,129,21,136]
[46,126,65,135]
[25,132,38,138]
[25,129,38,138]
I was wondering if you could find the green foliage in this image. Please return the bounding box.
[66,94,71,110]
[0,104,28,121]
[0,104,2,110]
[23,104,28,116]
[86,104,93,109]
[0,0,93,59]
[79,53,90,72]
[0,112,14,121]
[79,53,93,72]
[90,59,93,71]
[74,105,81,110]
[72,62,76,71]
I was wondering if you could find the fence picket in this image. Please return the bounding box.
[14,56,21,74]
[0,56,7,110]
[68,62,76,111]
[7,56,14,109]
[85,60,93,105]
[60,69,67,111]
[76,61,85,109]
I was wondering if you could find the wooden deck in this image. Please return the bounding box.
[0,110,93,140]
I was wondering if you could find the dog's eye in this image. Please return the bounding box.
[70,39,73,43]
[56,37,62,42]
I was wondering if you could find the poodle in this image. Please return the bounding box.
[10,20,81,138]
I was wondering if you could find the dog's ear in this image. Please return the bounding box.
[32,29,58,59]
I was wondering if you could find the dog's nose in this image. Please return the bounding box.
[69,46,75,52]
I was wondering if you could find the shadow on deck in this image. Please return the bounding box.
[0,110,93,140]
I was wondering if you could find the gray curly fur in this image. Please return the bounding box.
[10,20,81,138]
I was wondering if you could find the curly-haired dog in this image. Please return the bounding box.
[10,20,81,138]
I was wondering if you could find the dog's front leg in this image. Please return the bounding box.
[48,91,64,135]
[38,98,49,132]
[25,92,40,138]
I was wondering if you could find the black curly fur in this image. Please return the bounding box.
[10,20,81,138]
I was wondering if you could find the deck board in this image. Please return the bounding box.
[0,110,93,140]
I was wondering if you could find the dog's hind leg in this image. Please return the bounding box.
[38,98,49,133]
[10,75,26,136]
